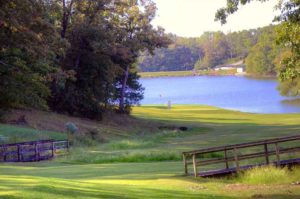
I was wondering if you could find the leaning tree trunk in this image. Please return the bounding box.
[119,66,129,112]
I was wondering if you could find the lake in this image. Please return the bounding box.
[140,76,300,114]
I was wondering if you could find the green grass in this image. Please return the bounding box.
[1,105,300,198]
[1,162,300,198]
[0,124,66,144]
[59,126,213,164]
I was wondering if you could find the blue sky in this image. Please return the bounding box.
[152,0,280,37]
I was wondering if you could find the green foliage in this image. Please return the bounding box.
[245,26,279,76]
[139,45,202,71]
[139,28,262,72]
[113,69,144,114]
[0,0,169,117]
[277,22,300,96]
[0,0,62,110]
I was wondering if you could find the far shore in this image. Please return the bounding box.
[138,69,238,78]
[138,70,277,79]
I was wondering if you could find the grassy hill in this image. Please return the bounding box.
[1,105,300,198]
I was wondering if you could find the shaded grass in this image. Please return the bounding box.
[0,124,66,144]
[60,127,213,164]
[63,149,181,163]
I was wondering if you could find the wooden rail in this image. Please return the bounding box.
[0,139,69,162]
[183,135,300,177]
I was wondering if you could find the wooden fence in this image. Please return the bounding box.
[183,135,300,177]
[0,139,69,162]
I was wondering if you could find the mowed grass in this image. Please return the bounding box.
[1,105,300,198]
[1,162,300,198]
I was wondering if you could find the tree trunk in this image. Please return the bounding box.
[119,66,129,112]
[61,0,73,39]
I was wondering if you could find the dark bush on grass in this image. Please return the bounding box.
[88,129,106,143]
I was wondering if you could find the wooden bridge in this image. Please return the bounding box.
[182,135,300,177]
[0,139,69,162]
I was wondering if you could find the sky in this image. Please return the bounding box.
[152,0,280,37]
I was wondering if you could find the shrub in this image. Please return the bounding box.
[65,122,78,134]
[87,129,106,143]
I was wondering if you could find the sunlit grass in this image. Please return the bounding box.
[237,166,300,185]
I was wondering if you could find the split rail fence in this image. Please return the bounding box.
[183,135,300,177]
[0,139,69,162]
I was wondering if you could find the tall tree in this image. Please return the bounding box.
[195,32,230,69]
[49,0,117,119]
[110,0,170,112]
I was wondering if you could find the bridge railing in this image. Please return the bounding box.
[0,139,69,162]
[182,135,300,177]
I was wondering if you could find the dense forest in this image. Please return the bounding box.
[138,25,282,77]
[0,0,170,119]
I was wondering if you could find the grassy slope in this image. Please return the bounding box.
[1,105,300,198]
[0,109,162,143]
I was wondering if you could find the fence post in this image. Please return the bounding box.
[3,146,6,162]
[224,148,229,169]
[17,145,21,162]
[52,141,55,158]
[67,140,70,152]
[264,143,269,165]
[234,148,240,172]
[192,154,198,177]
[35,143,39,161]
[183,154,188,175]
[275,143,280,166]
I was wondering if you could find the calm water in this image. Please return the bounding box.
[140,76,300,114]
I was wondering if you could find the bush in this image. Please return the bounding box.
[87,129,106,143]
[65,122,78,134]
[72,133,97,147]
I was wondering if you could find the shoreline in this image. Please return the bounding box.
[138,69,238,78]
[138,70,276,79]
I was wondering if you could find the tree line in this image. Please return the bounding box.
[138,25,280,76]
[0,0,170,119]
